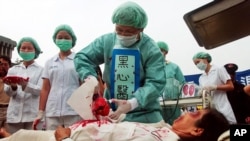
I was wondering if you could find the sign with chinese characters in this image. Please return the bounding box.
[110,48,140,110]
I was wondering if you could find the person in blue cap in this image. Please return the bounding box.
[74,1,166,124]
[192,52,236,124]
[157,41,185,125]
[33,24,82,130]
[3,37,43,133]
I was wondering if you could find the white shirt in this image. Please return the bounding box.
[62,120,180,141]
[0,121,180,141]
[199,65,236,124]
[4,62,43,123]
[43,53,80,117]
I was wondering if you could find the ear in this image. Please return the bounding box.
[190,128,204,136]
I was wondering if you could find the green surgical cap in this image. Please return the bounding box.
[52,24,77,47]
[192,52,212,63]
[112,1,148,29]
[17,37,42,59]
[157,41,169,52]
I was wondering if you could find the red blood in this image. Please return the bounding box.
[92,94,110,120]
[69,119,109,129]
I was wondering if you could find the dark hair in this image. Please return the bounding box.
[0,55,11,66]
[192,108,229,141]
[95,66,104,84]
[224,63,238,75]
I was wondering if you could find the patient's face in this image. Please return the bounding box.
[172,109,208,134]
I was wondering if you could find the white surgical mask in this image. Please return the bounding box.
[116,34,138,47]
[196,61,207,71]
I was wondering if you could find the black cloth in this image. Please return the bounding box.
[227,81,250,124]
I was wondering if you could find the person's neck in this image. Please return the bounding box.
[59,50,72,60]
[205,64,211,74]
[171,128,194,140]
[165,60,170,64]
[23,60,34,68]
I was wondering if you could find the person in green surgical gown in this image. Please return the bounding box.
[157,41,186,125]
[74,1,166,124]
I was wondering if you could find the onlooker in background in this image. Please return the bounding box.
[0,56,11,129]
[192,52,236,124]
[74,1,166,124]
[33,24,82,130]
[224,63,250,124]
[3,37,43,133]
[157,41,185,125]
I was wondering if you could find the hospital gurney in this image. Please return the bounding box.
[160,87,212,109]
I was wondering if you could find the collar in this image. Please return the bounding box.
[53,52,75,62]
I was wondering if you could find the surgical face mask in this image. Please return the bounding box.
[55,39,73,51]
[116,34,138,47]
[19,51,35,61]
[196,61,207,71]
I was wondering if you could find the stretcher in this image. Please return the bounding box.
[160,90,212,108]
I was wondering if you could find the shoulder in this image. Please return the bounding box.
[217,65,230,75]
[167,61,179,67]
[85,33,115,49]
[33,62,44,69]
[212,64,227,72]
[138,34,161,56]
[209,65,226,74]
[9,64,23,70]
[94,33,115,42]
[44,55,58,65]
[140,33,157,48]
[210,64,219,70]
[68,52,76,59]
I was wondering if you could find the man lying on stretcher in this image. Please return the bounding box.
[0,65,230,141]
[0,107,229,141]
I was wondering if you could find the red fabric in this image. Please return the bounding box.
[3,76,29,83]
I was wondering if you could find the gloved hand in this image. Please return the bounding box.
[203,85,217,92]
[32,110,45,130]
[197,85,217,96]
[108,99,132,120]
[19,79,28,91]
